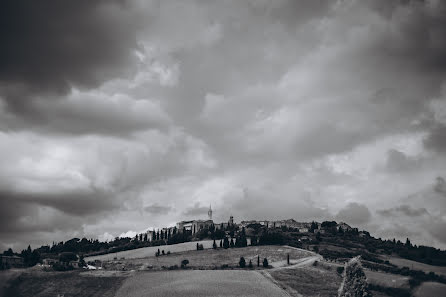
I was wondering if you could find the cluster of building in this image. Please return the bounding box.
[145,206,234,241]
[239,219,311,233]
[0,255,24,268]
[143,205,355,242]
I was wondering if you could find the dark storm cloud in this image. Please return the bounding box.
[424,125,446,154]
[183,203,209,217]
[335,203,371,225]
[0,0,143,112]
[377,204,428,217]
[144,204,172,215]
[434,176,446,195]
[2,0,446,250]
[386,149,419,172]
[0,188,117,217]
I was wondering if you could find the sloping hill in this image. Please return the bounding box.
[85,240,214,262]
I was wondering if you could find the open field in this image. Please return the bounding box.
[380,255,446,276]
[0,268,25,297]
[85,240,214,262]
[2,269,127,297]
[414,281,446,297]
[115,270,290,297]
[103,245,314,270]
[269,264,342,297]
[364,270,410,289]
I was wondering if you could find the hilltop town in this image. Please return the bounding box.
[141,205,357,247]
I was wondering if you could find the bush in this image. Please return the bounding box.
[338,257,371,297]
[181,259,189,268]
[52,263,74,271]
[263,258,269,268]
[337,266,344,274]
[221,264,229,269]
[59,252,77,263]
[196,243,204,250]
[168,265,179,270]
[223,237,229,249]
[239,257,246,268]
[259,232,285,245]
[248,260,253,268]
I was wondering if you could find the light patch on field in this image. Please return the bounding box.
[414,282,446,297]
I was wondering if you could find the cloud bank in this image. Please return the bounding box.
[1,0,446,250]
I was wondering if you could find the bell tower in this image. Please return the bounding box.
[208,204,213,220]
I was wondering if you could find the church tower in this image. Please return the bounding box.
[208,204,212,220]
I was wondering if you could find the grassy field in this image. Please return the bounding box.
[103,245,314,270]
[365,270,410,289]
[85,240,214,261]
[116,270,290,297]
[3,269,127,297]
[269,264,342,297]
[380,255,446,276]
[414,281,446,297]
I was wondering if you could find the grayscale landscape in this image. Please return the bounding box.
[1,1,446,296]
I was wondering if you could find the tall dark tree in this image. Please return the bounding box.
[239,257,246,268]
[263,258,269,268]
[223,237,229,249]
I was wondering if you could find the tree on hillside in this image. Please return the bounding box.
[239,257,246,268]
[59,252,77,264]
[310,221,318,233]
[263,258,268,268]
[223,237,229,249]
[4,248,14,256]
[338,256,371,297]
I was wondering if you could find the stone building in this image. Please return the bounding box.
[0,255,24,268]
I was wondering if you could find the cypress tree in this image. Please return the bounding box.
[338,257,371,297]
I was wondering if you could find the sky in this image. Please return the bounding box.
[1,0,446,251]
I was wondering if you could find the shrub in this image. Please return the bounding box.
[248,260,253,269]
[338,256,371,297]
[167,251,171,255]
[181,259,189,268]
[239,257,246,268]
[168,265,179,270]
[223,237,229,249]
[221,264,229,269]
[52,263,74,271]
[196,244,204,250]
[337,266,345,274]
[59,252,77,263]
[213,240,217,249]
[263,258,269,268]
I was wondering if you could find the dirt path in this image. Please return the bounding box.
[270,255,323,270]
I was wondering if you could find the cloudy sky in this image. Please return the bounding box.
[1,0,446,251]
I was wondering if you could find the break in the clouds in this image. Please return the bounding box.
[1,0,446,251]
